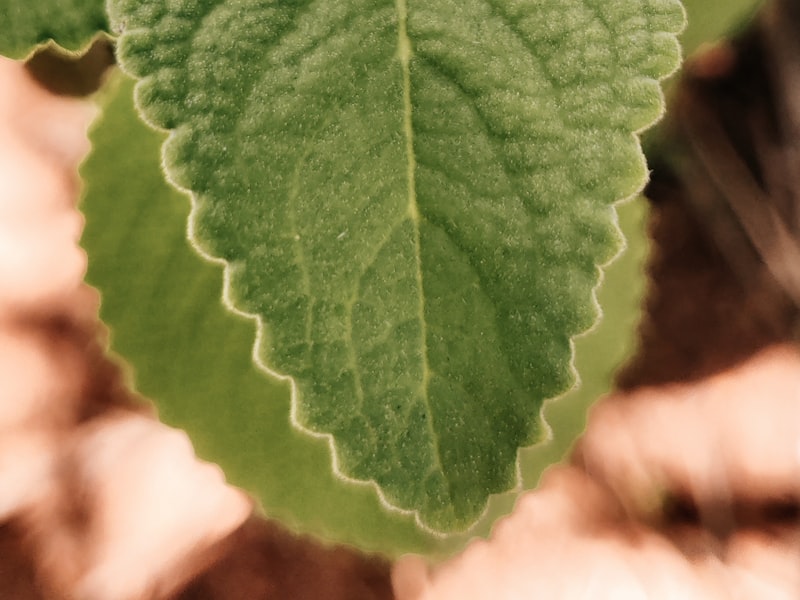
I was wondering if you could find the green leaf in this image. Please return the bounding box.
[107,0,683,530]
[0,0,107,58]
[84,71,650,553]
[680,0,762,55]
[83,72,653,556]
[83,72,437,555]
[439,192,651,549]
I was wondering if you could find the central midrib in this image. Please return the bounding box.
[394,0,418,224]
[395,0,443,478]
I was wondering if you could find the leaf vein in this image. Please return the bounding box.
[395,0,445,481]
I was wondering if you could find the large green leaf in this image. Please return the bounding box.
[83,72,649,554]
[106,0,683,530]
[0,0,107,58]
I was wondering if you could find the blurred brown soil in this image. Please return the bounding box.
[174,517,394,600]
[0,522,43,599]
[619,1,800,389]
[617,171,798,390]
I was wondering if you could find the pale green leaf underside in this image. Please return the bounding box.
[109,0,682,530]
[0,0,107,58]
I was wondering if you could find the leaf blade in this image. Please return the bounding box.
[108,0,683,530]
[0,0,107,58]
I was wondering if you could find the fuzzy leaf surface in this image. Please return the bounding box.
[0,0,107,58]
[83,73,435,555]
[108,0,683,530]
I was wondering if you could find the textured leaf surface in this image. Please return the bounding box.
[0,0,107,58]
[82,73,436,554]
[443,194,651,548]
[83,73,652,552]
[108,0,683,529]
